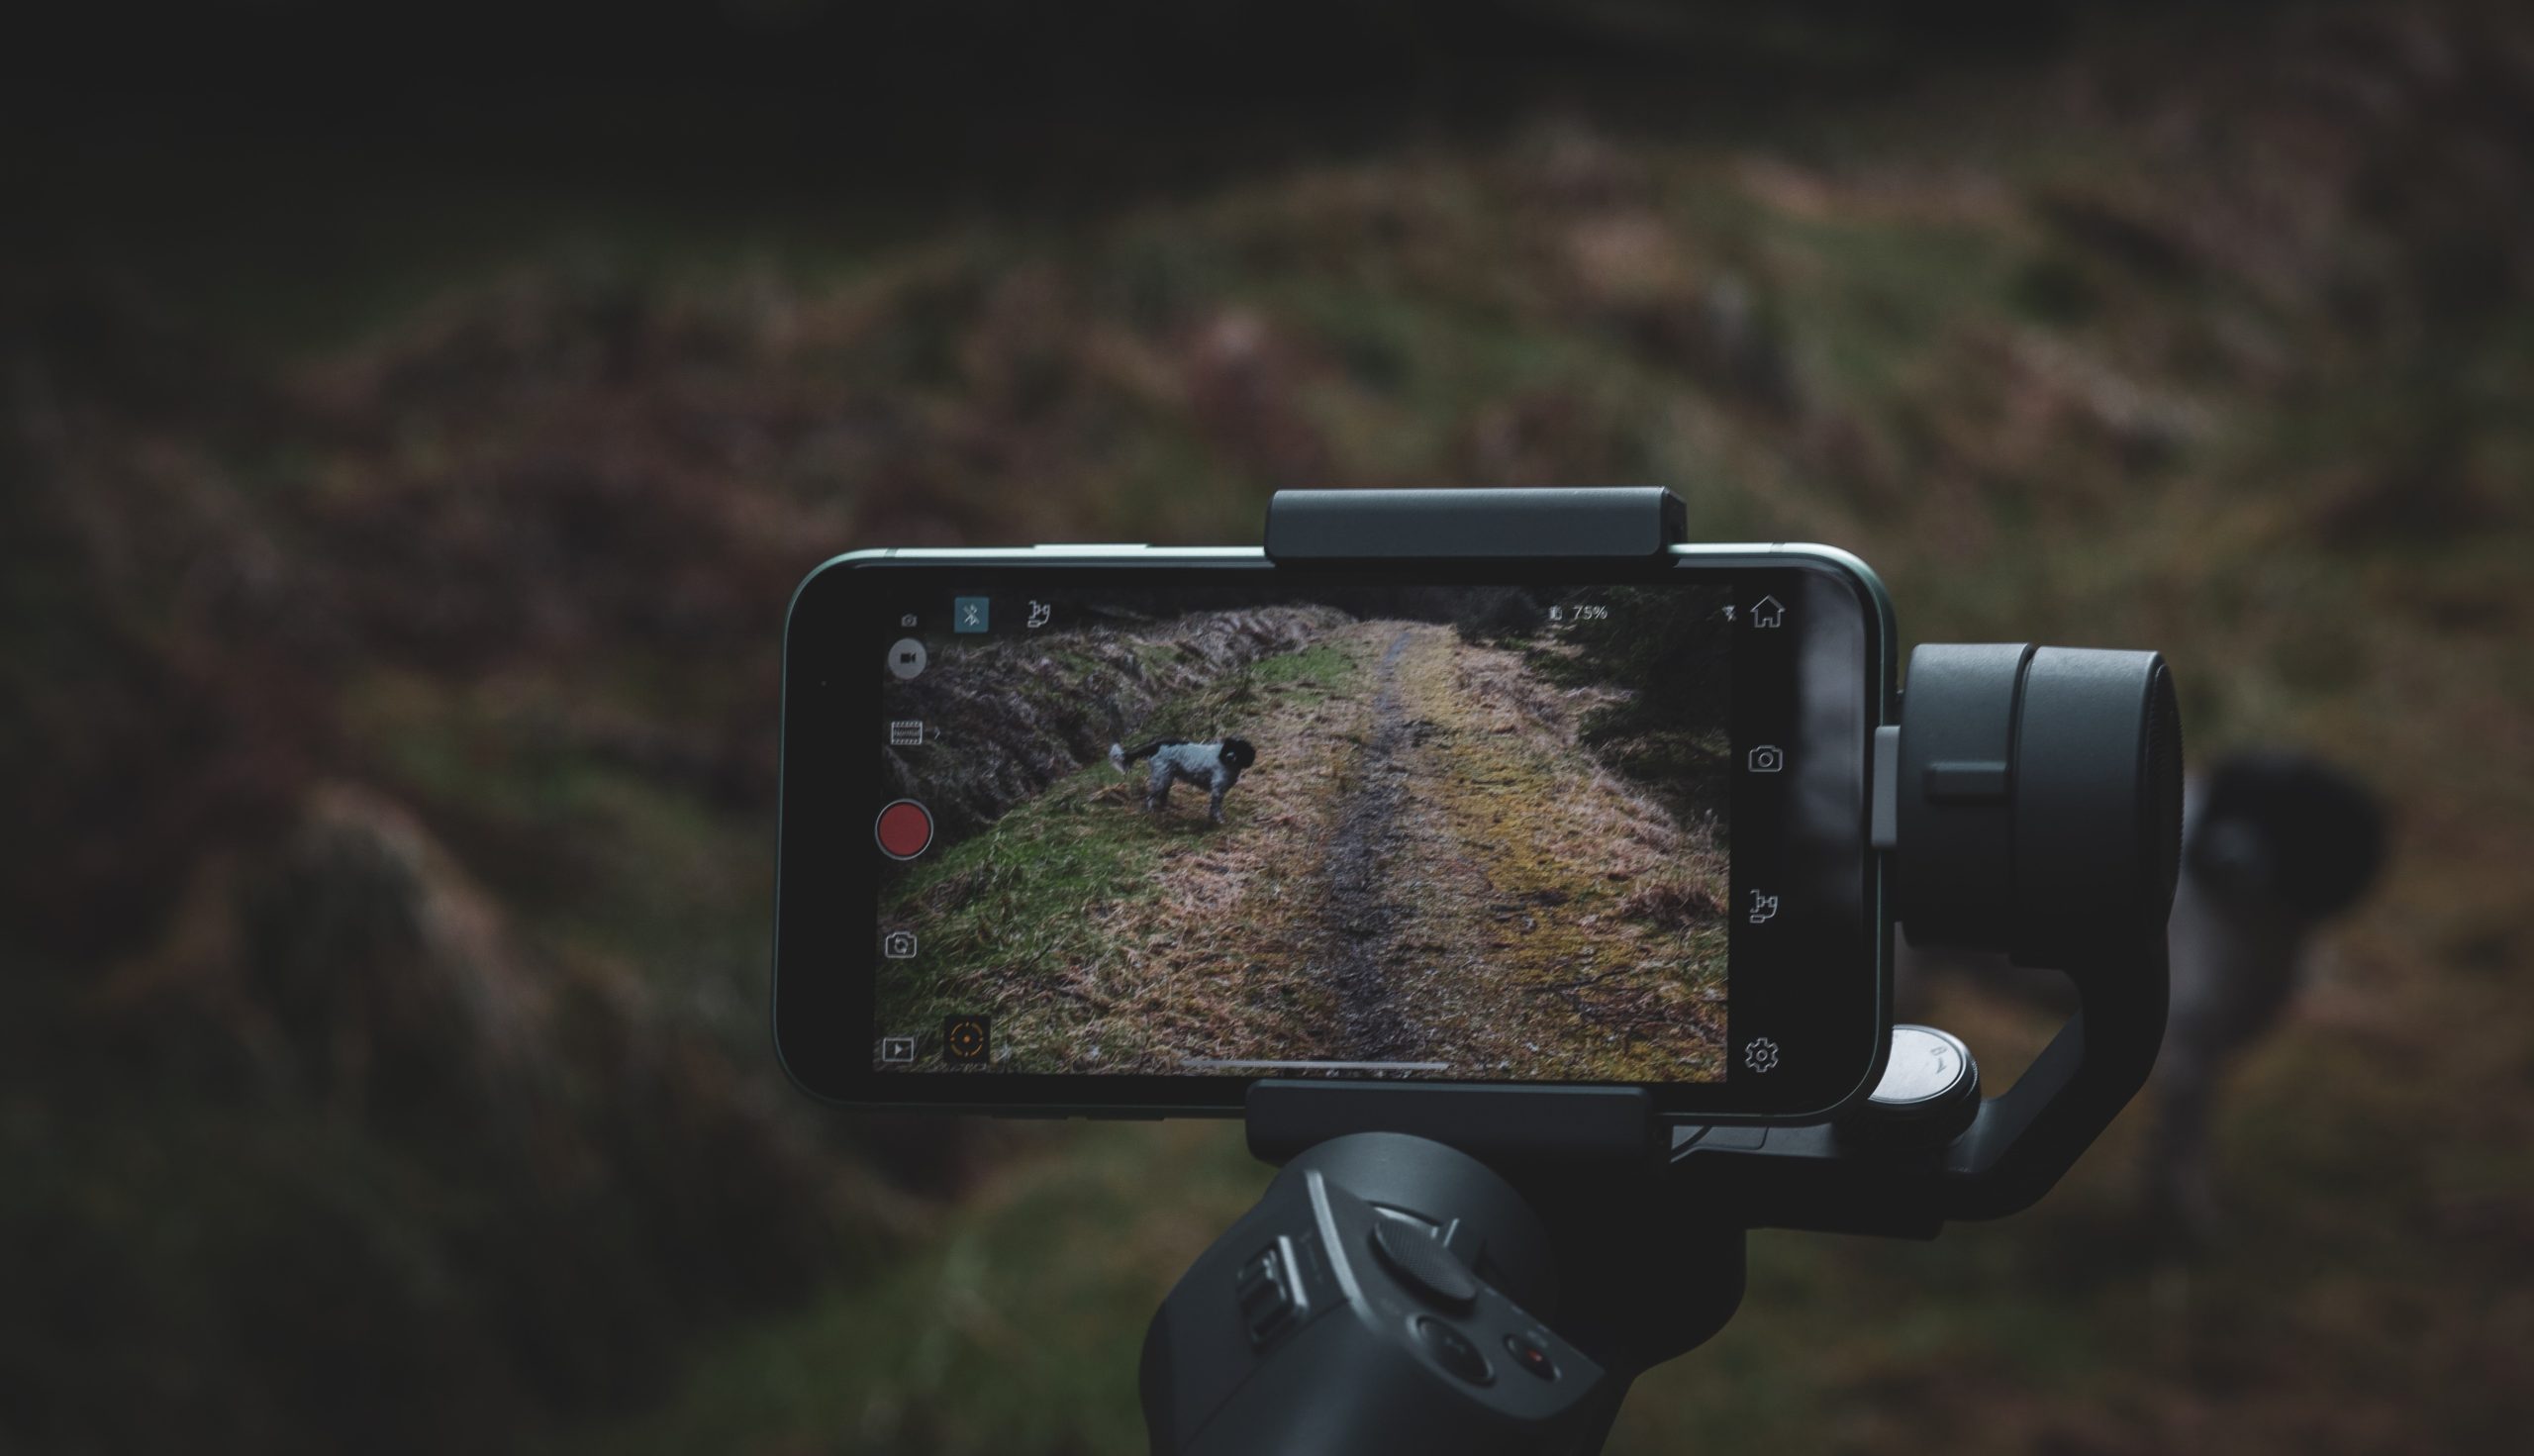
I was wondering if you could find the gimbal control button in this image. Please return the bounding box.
[1413,1315,1494,1386]
[1232,1244,1299,1347]
[1844,1023,1982,1148]
[1370,1218,1479,1312]
[1867,1024,1978,1114]
[1504,1331,1559,1381]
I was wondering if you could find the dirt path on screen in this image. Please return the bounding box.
[1093,620,1728,1083]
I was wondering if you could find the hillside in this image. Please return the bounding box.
[4,1,2530,1453]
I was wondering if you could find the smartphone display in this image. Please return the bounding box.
[776,548,1890,1119]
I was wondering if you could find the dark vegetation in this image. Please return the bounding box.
[882,606,1346,850]
[1,285,960,1454]
[3,0,2530,1452]
[1530,585,1735,826]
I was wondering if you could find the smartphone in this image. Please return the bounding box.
[774,544,1894,1121]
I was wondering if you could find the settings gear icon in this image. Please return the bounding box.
[1742,1037,1781,1074]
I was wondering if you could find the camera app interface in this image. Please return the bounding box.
[868,579,1737,1083]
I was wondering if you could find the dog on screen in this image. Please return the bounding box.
[1110,736,1259,825]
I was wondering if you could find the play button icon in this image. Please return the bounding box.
[875,800,934,860]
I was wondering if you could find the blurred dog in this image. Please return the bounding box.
[1897,750,2387,1238]
[2151,751,2388,1234]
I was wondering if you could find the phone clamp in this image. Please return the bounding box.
[1143,488,2182,1456]
[1263,486,1688,561]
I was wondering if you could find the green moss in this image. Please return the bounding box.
[1247,641,1360,700]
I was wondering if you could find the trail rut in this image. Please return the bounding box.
[1319,628,1421,1061]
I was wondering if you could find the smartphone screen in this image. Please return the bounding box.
[776,549,1889,1119]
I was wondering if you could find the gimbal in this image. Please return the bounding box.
[1139,488,2182,1455]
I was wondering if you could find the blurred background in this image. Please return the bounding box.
[4,1,2529,1451]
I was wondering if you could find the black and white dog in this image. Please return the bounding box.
[1897,750,2387,1238]
[2148,751,2387,1234]
[1110,736,1259,825]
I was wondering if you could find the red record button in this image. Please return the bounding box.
[1505,1331,1558,1381]
[875,800,934,860]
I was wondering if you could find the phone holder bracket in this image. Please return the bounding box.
[1263,486,1688,562]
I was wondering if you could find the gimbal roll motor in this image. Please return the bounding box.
[1141,490,2183,1456]
[1887,640,2182,970]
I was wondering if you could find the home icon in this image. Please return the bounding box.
[1750,595,1786,629]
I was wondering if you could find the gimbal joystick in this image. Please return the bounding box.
[1141,489,2181,1456]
